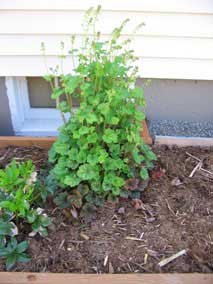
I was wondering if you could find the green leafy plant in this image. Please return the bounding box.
[44,6,156,213]
[0,160,51,269]
[0,160,51,234]
[0,237,30,270]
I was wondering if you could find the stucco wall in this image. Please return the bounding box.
[0,77,13,135]
[141,79,213,122]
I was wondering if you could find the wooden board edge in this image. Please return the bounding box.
[0,136,56,149]
[0,121,152,149]
[141,120,153,145]
[155,136,213,147]
[0,273,212,284]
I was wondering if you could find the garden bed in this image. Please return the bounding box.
[0,143,212,275]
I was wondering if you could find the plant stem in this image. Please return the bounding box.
[54,77,67,125]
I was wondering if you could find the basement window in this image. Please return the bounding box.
[6,77,79,136]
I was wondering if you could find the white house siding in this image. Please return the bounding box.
[0,0,213,79]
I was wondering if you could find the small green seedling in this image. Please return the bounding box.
[0,237,30,270]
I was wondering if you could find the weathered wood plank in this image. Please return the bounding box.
[155,136,213,147]
[0,273,212,284]
[0,136,56,149]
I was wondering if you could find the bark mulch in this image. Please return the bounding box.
[0,145,212,273]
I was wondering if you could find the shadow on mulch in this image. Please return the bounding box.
[0,145,213,273]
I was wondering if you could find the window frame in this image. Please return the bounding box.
[5,77,68,136]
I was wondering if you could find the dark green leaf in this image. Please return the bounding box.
[6,254,17,270]
[0,222,14,236]
[54,192,70,209]
[77,184,89,196]
[18,253,31,263]
[17,241,28,253]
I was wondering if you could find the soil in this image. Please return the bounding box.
[0,145,213,273]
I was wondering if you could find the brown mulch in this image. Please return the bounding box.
[0,145,213,273]
[0,146,48,169]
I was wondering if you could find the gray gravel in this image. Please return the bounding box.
[149,120,213,138]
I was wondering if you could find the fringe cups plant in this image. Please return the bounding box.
[44,6,157,214]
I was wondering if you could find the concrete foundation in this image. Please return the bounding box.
[0,77,213,136]
[0,77,13,135]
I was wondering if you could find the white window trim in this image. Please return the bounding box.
[5,77,69,136]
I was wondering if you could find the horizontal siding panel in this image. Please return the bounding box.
[1,0,213,14]
[0,11,213,38]
[1,56,213,80]
[0,1,212,79]
[1,35,213,60]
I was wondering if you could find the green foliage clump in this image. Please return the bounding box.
[0,237,30,270]
[0,160,51,269]
[44,6,156,212]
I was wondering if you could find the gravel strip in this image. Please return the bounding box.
[149,120,213,138]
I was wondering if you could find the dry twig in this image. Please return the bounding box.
[186,152,201,162]
[58,239,65,250]
[165,199,176,216]
[186,152,213,176]
[189,161,202,177]
[200,167,213,175]
[158,249,187,267]
[125,236,145,242]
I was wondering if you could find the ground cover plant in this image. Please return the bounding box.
[44,6,156,216]
[0,160,51,269]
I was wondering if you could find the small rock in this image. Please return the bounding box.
[80,232,90,240]
[28,231,37,237]
[118,207,125,214]
[146,217,155,223]
[171,177,183,186]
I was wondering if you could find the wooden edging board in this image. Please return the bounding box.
[0,136,56,149]
[155,136,213,147]
[0,273,212,284]
[0,121,152,148]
